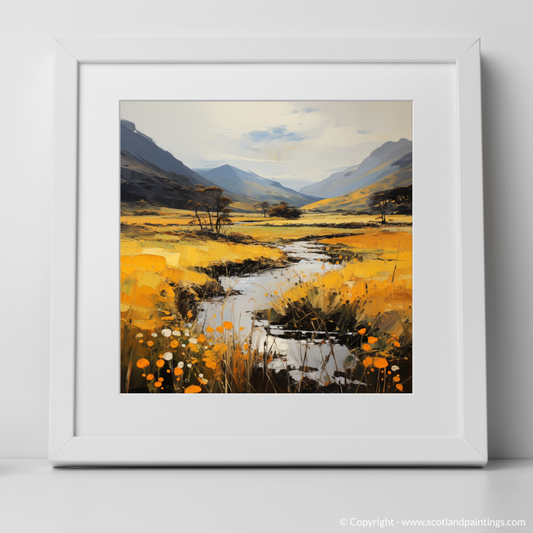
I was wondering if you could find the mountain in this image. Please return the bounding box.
[303,148,412,212]
[122,119,206,185]
[194,165,321,207]
[120,121,253,210]
[299,138,412,199]
[299,164,359,197]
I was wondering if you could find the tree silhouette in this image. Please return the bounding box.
[368,185,412,223]
[187,185,233,234]
[368,191,391,224]
[253,201,270,217]
[267,201,302,219]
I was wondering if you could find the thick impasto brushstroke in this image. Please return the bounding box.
[120,101,412,394]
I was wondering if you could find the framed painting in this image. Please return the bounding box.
[50,38,487,466]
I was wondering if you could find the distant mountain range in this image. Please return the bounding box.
[121,121,412,214]
[121,120,227,209]
[300,138,412,199]
[299,164,360,198]
[121,120,319,211]
[302,139,412,212]
[194,165,320,207]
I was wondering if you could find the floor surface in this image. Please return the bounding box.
[0,459,531,532]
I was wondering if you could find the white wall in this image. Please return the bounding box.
[1,0,531,459]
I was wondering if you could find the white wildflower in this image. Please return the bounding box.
[162,352,173,361]
[161,329,171,337]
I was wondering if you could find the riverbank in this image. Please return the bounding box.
[120,213,412,393]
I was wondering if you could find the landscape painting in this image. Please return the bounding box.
[120,101,412,394]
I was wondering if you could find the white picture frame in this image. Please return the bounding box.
[50,38,486,466]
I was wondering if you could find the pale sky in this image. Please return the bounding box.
[120,101,411,191]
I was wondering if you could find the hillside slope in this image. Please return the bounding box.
[195,165,321,207]
[304,151,412,212]
[120,121,253,211]
[299,138,412,199]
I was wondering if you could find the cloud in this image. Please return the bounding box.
[243,126,307,144]
[291,107,319,114]
[121,100,412,190]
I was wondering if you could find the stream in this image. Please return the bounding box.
[198,240,361,387]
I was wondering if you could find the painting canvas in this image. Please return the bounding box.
[120,101,412,394]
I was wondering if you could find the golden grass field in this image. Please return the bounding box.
[120,208,412,394]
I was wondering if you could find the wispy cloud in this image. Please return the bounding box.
[120,100,412,190]
[291,107,319,114]
[244,126,307,144]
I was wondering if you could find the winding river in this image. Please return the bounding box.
[197,240,358,387]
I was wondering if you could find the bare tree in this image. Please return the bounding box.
[367,185,412,223]
[253,201,270,217]
[187,185,234,234]
[368,191,391,224]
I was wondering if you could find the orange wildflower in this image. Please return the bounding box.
[136,358,150,369]
[373,357,388,369]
